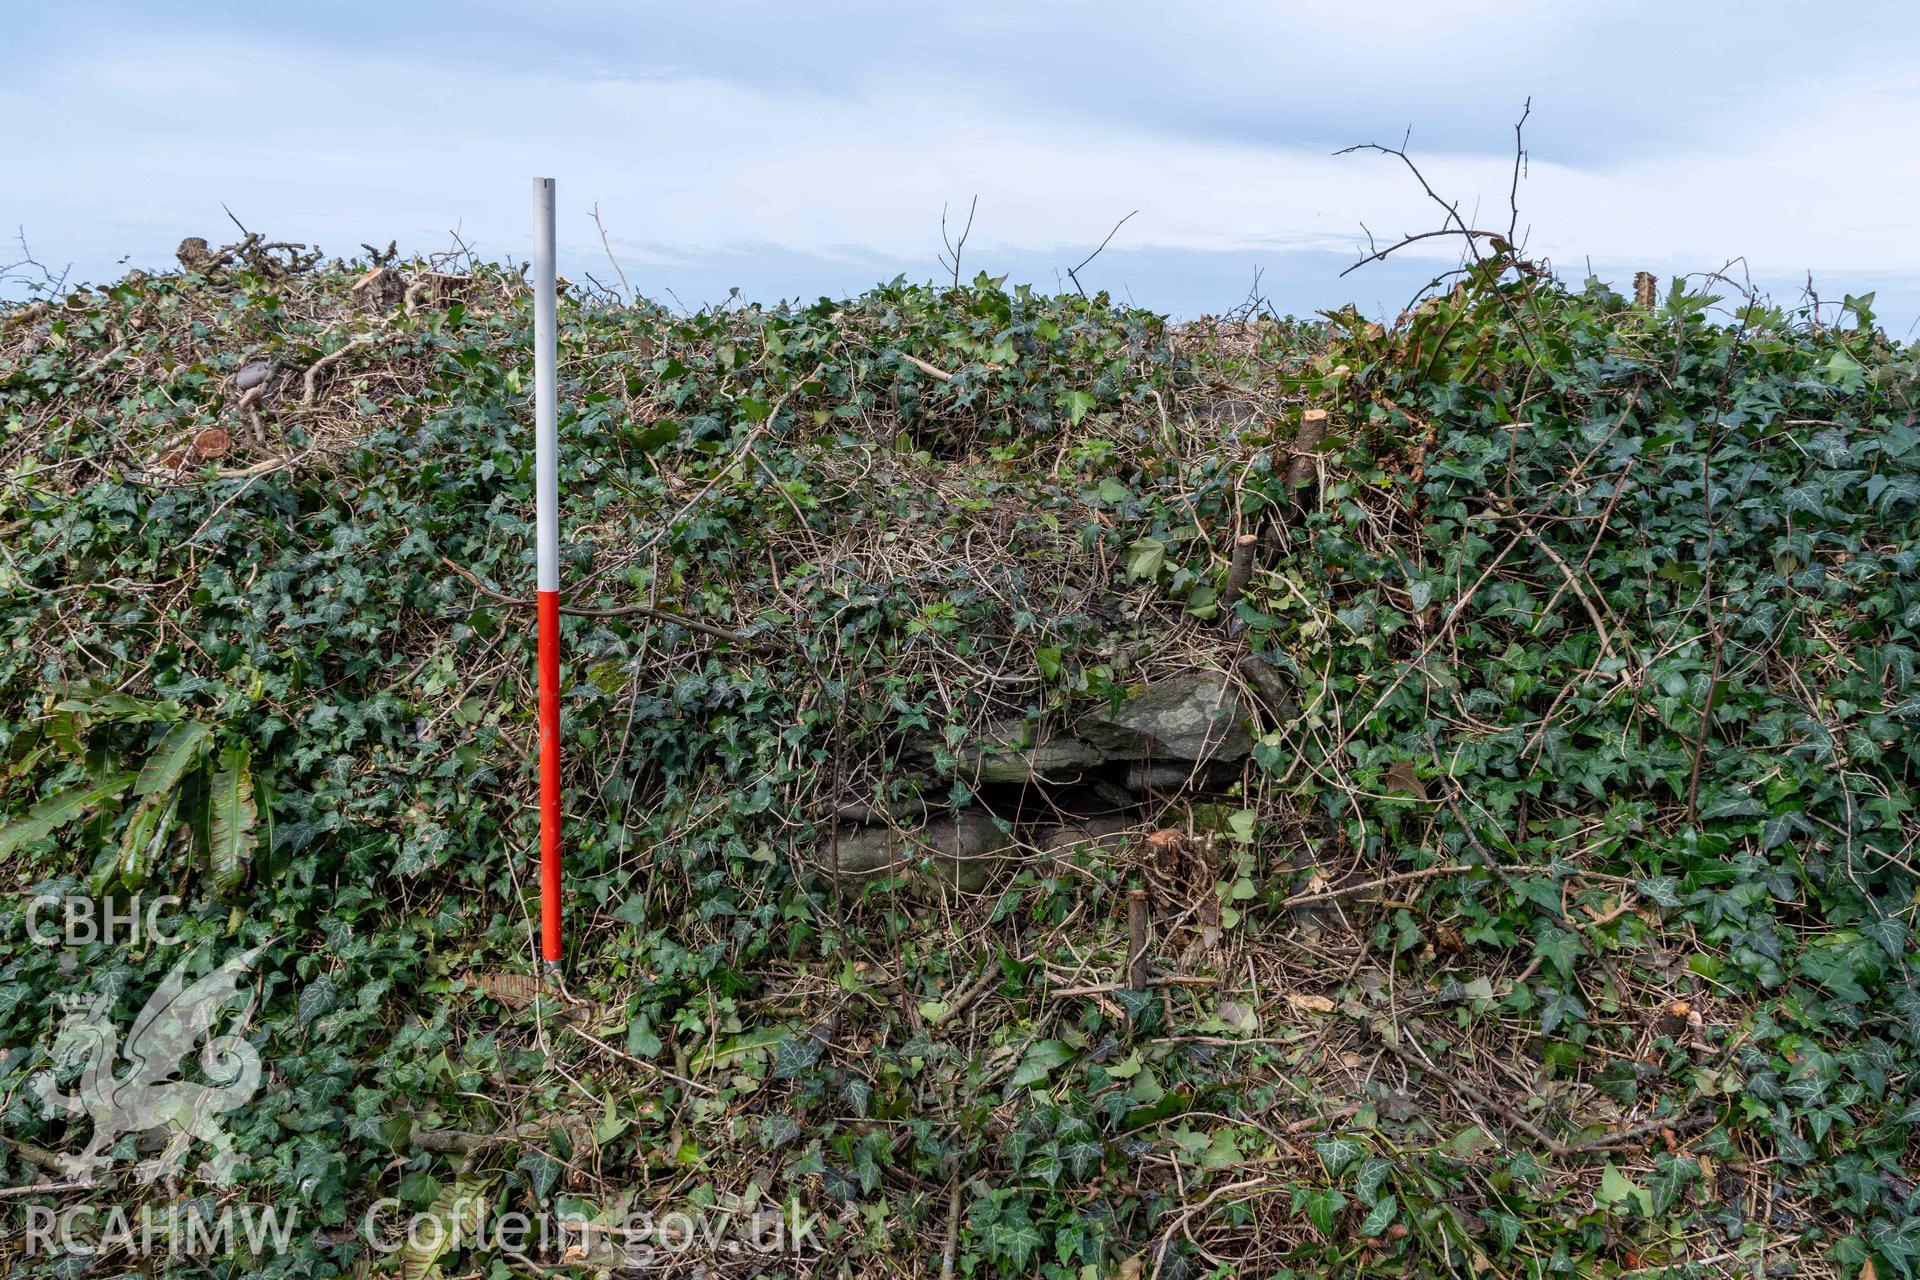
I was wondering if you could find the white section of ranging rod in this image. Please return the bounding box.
[531,177,560,594]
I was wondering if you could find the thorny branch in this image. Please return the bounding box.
[1,228,72,299]
[1336,101,1540,360]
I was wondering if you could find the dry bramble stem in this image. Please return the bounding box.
[438,556,771,646]
[1277,863,1473,908]
[900,352,955,382]
[301,332,380,405]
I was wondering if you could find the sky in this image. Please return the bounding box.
[5,1,1918,329]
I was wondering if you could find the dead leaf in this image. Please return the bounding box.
[1216,999,1259,1033]
[467,969,547,1008]
[1284,992,1336,1014]
[1383,760,1427,799]
[192,426,232,460]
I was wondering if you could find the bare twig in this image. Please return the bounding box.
[938,1181,963,1280]
[3,1135,75,1175]
[1338,226,1505,279]
[1507,97,1531,246]
[561,1023,717,1094]
[1371,1026,1565,1152]
[1506,511,1621,664]
[937,196,978,290]
[591,202,632,300]
[0,1179,98,1200]
[1066,210,1138,298]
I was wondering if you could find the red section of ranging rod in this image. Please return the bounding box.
[537,589,563,964]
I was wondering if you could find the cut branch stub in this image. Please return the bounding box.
[1127,888,1150,992]
[1288,409,1328,517]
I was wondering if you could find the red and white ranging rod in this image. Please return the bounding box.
[532,177,563,974]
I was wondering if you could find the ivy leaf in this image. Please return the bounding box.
[984,1216,1043,1270]
[1200,1128,1242,1169]
[758,1114,802,1149]
[1301,1186,1347,1237]
[1314,1135,1366,1176]
[1868,473,1919,510]
[1700,792,1764,820]
[1531,927,1585,979]
[1062,1135,1104,1178]
[1597,1162,1652,1216]
[848,1136,882,1192]
[1359,1192,1399,1237]
[786,1142,826,1178]
[1761,813,1812,851]
[773,1032,824,1079]
[1862,915,1909,962]
[1008,1039,1074,1088]
[1125,537,1166,580]
[625,1018,662,1059]
[298,975,340,1026]
[1514,876,1565,915]
[1822,348,1865,390]
[1636,876,1683,909]
[1793,717,1835,762]
[1059,389,1097,425]
[1354,1157,1395,1205]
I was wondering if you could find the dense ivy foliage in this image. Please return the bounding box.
[1246,274,1920,1273]
[1,254,1916,1278]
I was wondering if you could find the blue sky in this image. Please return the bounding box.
[6,2,1918,327]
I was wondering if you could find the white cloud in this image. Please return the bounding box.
[6,30,1918,302]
